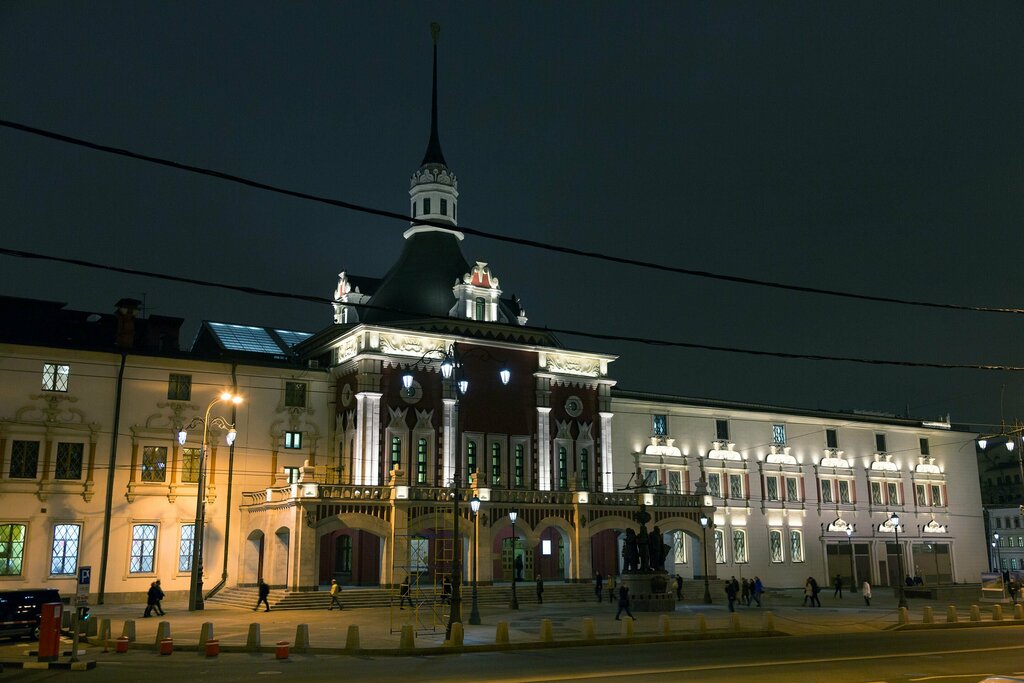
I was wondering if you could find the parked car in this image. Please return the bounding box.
[0,589,62,640]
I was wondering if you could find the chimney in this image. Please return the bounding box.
[114,298,143,349]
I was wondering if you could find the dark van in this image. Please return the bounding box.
[0,589,62,639]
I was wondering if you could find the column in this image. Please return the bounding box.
[536,407,552,491]
[599,412,614,493]
[443,398,457,485]
[355,392,383,485]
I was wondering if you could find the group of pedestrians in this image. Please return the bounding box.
[724,576,763,612]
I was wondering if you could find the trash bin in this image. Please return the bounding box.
[116,635,130,654]
[275,641,289,660]
[205,639,220,657]
[159,637,173,656]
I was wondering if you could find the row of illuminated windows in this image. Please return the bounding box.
[711,528,805,565]
[700,470,944,508]
[994,535,1024,547]
[999,558,1022,570]
[652,415,929,455]
[0,522,196,578]
[387,436,536,488]
[6,441,85,480]
[994,516,1022,530]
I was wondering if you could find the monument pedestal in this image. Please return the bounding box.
[621,572,675,611]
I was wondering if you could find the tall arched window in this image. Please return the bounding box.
[514,444,525,487]
[416,438,428,484]
[467,440,478,476]
[491,442,502,486]
[579,448,589,488]
[558,446,568,490]
[390,435,401,472]
[335,535,352,573]
[474,297,485,321]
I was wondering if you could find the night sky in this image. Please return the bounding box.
[3,3,1023,433]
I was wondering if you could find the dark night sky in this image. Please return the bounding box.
[2,3,1023,432]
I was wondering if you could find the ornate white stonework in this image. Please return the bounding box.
[915,457,941,474]
[379,333,447,358]
[870,453,899,471]
[541,353,603,378]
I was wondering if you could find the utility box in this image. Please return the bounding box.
[38,602,63,661]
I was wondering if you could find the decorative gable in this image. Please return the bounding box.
[451,261,503,322]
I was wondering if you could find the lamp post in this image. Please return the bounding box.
[890,512,907,609]
[469,496,482,625]
[179,391,242,612]
[401,342,510,638]
[845,526,857,592]
[993,533,1003,573]
[699,512,712,604]
[509,510,520,609]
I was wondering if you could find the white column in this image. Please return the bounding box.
[443,398,457,485]
[599,411,614,493]
[537,407,552,491]
[355,392,383,485]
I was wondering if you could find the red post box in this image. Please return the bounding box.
[37,602,63,662]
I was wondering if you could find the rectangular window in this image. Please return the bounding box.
[644,469,659,487]
[673,530,687,563]
[557,446,568,490]
[578,448,589,489]
[285,466,300,484]
[915,484,927,506]
[424,197,431,214]
[285,431,303,449]
[838,479,851,504]
[141,446,168,482]
[468,441,478,477]
[417,438,428,484]
[179,524,195,572]
[714,529,726,564]
[50,523,80,576]
[390,435,401,471]
[729,473,743,499]
[514,444,525,487]
[772,424,787,445]
[732,529,747,563]
[919,438,930,455]
[769,529,784,563]
[491,443,502,486]
[167,374,192,401]
[411,201,417,218]
[42,363,70,392]
[825,429,838,449]
[668,470,682,494]
[871,481,883,505]
[440,198,448,216]
[181,447,201,483]
[930,484,942,507]
[9,440,40,479]
[652,415,667,437]
[785,477,799,502]
[715,419,730,440]
[285,382,307,408]
[820,479,833,504]
[789,530,804,562]
[766,476,779,501]
[875,433,887,452]
[887,482,900,505]
[129,524,157,574]
[54,442,84,480]
[707,473,721,497]
[0,524,27,576]
[410,537,428,571]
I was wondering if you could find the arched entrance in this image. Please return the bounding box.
[242,529,265,585]
[271,527,290,587]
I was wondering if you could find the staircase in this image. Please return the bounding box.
[209,582,596,611]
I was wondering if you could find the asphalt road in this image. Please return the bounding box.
[4,625,1024,682]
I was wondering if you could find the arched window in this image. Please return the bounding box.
[467,440,477,476]
[491,442,502,486]
[390,435,401,472]
[335,535,352,573]
[416,438,428,484]
[514,444,525,487]
[579,448,589,489]
[558,446,568,490]
[474,297,485,321]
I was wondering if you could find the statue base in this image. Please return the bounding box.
[620,572,675,611]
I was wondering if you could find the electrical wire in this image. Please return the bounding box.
[3,118,1023,316]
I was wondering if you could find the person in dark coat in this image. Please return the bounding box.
[441,576,452,604]
[399,575,413,609]
[255,578,271,612]
[594,572,604,602]
[725,577,738,612]
[809,577,822,607]
[535,575,544,604]
[833,573,843,598]
[615,584,635,620]
[675,574,683,600]
[144,580,165,617]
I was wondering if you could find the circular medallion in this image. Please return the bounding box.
[565,395,583,417]
[401,380,423,405]
[340,383,353,408]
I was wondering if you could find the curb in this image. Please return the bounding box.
[1,660,97,671]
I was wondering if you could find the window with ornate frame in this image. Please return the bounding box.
[141,447,167,482]
[55,443,84,480]
[50,523,80,576]
[870,481,883,505]
[0,524,27,576]
[838,480,851,504]
[284,381,307,408]
[714,529,726,564]
[578,447,589,488]
[514,444,525,487]
[820,479,834,504]
[491,442,502,486]
[707,472,722,497]
[390,435,401,471]
[732,529,747,563]
[178,524,195,572]
[930,484,943,507]
[728,473,744,499]
[285,431,303,449]
[42,363,70,392]
[557,446,568,490]
[129,524,157,574]
[766,476,780,501]
[9,440,40,479]
[785,476,800,502]
[769,529,784,563]
[789,529,804,562]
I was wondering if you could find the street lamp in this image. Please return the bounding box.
[699,512,712,604]
[509,510,519,610]
[401,342,510,638]
[845,526,857,591]
[993,533,1003,573]
[890,512,907,609]
[178,391,242,611]
[469,496,482,625]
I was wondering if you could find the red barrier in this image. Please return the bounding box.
[159,637,173,655]
[37,603,63,662]
[205,639,220,657]
[275,641,289,660]
[116,636,129,653]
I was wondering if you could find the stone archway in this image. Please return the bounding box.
[270,526,290,588]
[242,529,265,585]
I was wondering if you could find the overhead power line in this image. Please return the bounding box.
[1,245,1021,372]
[3,118,1023,317]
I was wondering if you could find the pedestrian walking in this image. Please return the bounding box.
[833,573,843,599]
[862,580,872,606]
[741,578,750,606]
[535,575,544,604]
[399,575,413,609]
[143,580,165,617]
[595,572,604,602]
[615,584,636,620]
[752,576,763,607]
[255,578,271,612]
[441,576,452,604]
[675,574,683,600]
[803,578,813,607]
[607,575,616,603]
[328,578,343,610]
[725,577,738,612]
[809,577,821,607]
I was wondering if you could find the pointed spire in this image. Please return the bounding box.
[421,22,447,167]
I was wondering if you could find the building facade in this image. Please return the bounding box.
[0,33,988,603]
